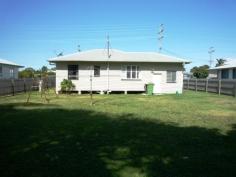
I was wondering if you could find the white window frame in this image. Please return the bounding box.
[126,65,139,79]
[68,65,79,80]
[167,71,177,83]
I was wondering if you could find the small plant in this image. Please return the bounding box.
[60,79,75,93]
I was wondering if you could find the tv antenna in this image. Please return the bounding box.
[208,47,215,68]
[158,24,164,53]
[78,44,81,52]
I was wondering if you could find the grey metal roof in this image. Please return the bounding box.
[0,58,23,67]
[209,60,236,70]
[48,49,190,63]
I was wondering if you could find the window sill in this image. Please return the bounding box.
[68,79,79,81]
[121,79,142,81]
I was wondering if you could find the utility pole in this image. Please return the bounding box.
[208,47,215,68]
[107,35,111,94]
[158,24,164,53]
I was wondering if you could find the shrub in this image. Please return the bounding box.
[60,79,75,92]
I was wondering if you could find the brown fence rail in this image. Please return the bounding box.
[0,76,55,96]
[183,79,236,97]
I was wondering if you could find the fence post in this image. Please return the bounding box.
[234,82,236,97]
[11,79,15,96]
[23,78,26,93]
[206,79,208,92]
[218,80,221,95]
[195,79,197,92]
[187,79,190,90]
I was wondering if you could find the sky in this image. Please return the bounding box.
[0,0,236,71]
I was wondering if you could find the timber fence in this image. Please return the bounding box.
[0,76,55,96]
[183,79,236,97]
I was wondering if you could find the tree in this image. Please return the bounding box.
[41,66,48,73]
[190,65,209,79]
[215,59,226,67]
[19,67,35,78]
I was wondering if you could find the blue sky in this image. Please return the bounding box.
[0,0,236,71]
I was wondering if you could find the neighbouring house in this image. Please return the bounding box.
[0,59,23,79]
[48,49,190,94]
[209,60,236,79]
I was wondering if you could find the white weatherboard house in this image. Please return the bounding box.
[49,49,190,94]
[0,59,23,79]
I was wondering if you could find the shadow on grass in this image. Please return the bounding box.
[0,104,236,177]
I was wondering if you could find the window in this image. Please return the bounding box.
[221,69,229,79]
[167,71,176,83]
[9,68,14,78]
[94,65,100,77]
[68,65,78,80]
[126,65,139,79]
[233,69,236,79]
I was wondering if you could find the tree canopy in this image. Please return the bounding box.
[19,66,55,78]
[190,65,210,79]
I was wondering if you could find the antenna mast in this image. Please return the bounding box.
[106,35,111,93]
[158,24,164,53]
[208,47,215,68]
[107,35,111,58]
[78,44,81,52]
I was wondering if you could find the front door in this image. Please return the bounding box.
[152,73,162,94]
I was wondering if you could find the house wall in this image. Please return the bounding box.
[216,68,234,79]
[208,70,217,79]
[0,64,19,79]
[55,62,184,94]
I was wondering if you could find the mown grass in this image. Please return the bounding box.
[0,91,236,177]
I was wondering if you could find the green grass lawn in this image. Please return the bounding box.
[0,91,236,177]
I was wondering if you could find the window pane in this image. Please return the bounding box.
[94,65,100,77]
[132,71,136,78]
[137,66,139,78]
[68,65,78,80]
[167,71,176,83]
[233,69,236,79]
[132,66,136,71]
[221,69,229,79]
[127,66,131,72]
[127,71,131,78]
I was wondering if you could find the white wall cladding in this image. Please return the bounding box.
[56,62,184,94]
[0,64,19,79]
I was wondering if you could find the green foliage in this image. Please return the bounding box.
[19,66,55,78]
[41,66,48,73]
[190,65,209,78]
[19,67,35,78]
[60,79,75,92]
[216,58,227,67]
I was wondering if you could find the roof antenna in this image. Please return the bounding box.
[78,44,81,52]
[208,47,215,68]
[107,35,111,58]
[158,24,164,53]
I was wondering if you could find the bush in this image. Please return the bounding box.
[60,79,75,92]
[190,65,209,78]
